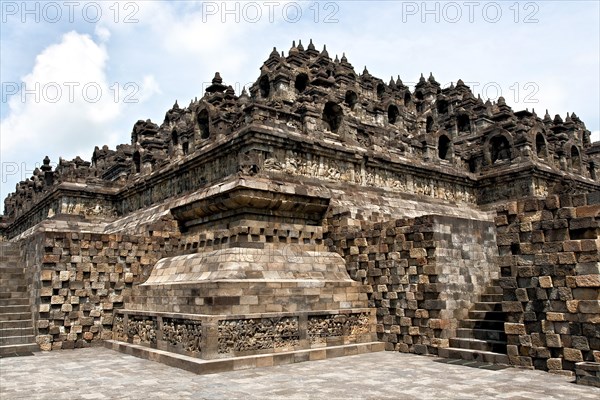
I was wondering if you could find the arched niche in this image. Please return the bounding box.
[388,104,399,124]
[133,151,141,173]
[438,135,451,160]
[197,110,210,140]
[295,73,308,93]
[437,99,449,114]
[535,133,547,159]
[426,116,434,133]
[345,90,358,110]
[259,75,270,98]
[376,83,385,99]
[457,114,471,133]
[323,102,344,133]
[571,145,581,172]
[490,135,511,164]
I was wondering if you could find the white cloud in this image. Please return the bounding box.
[1,31,121,191]
[95,26,111,42]
[138,75,162,103]
[591,131,600,143]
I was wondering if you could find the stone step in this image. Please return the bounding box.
[456,328,506,342]
[0,267,25,274]
[0,245,19,255]
[0,256,20,263]
[105,340,386,375]
[0,291,29,299]
[0,277,27,285]
[0,334,36,346]
[479,294,503,302]
[473,302,503,312]
[0,326,35,337]
[484,286,503,295]
[0,312,32,321]
[449,337,507,353]
[438,347,510,365]
[468,310,506,321]
[0,319,34,329]
[459,319,505,331]
[0,343,39,356]
[0,297,29,306]
[0,305,31,314]
[0,286,28,294]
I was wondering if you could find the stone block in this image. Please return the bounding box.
[539,276,553,288]
[558,252,577,265]
[573,288,600,300]
[563,241,582,252]
[547,312,565,322]
[547,358,562,370]
[578,300,600,313]
[503,302,523,312]
[546,333,562,347]
[564,348,584,362]
[576,275,600,287]
[505,323,526,335]
[576,263,600,275]
[572,336,590,351]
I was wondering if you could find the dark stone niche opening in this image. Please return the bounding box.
[571,146,581,172]
[438,135,451,160]
[323,102,344,133]
[388,105,399,124]
[133,151,141,173]
[536,134,546,159]
[490,135,511,164]
[426,116,434,133]
[198,110,210,140]
[345,90,358,110]
[457,114,471,133]
[295,73,308,93]
[259,75,270,98]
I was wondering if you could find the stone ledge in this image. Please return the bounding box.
[103,339,385,375]
[576,362,600,388]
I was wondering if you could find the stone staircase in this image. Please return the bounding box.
[439,281,509,364]
[0,242,38,357]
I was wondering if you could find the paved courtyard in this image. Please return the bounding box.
[0,347,598,399]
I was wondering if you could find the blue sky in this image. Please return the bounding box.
[1,1,599,211]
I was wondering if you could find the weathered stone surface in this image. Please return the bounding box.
[0,43,598,379]
[497,195,600,374]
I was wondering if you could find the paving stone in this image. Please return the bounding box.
[1,348,599,400]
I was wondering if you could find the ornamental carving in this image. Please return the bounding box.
[218,317,299,354]
[162,318,202,353]
[125,316,157,345]
[308,313,370,344]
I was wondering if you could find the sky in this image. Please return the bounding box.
[1,0,599,212]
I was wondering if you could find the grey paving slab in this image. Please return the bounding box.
[0,347,598,400]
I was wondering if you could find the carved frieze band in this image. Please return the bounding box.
[162,318,202,353]
[308,313,370,344]
[217,317,300,354]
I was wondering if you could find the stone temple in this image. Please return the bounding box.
[1,40,599,385]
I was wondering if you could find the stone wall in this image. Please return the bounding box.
[496,193,600,373]
[22,220,180,350]
[326,214,498,355]
[112,308,375,359]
